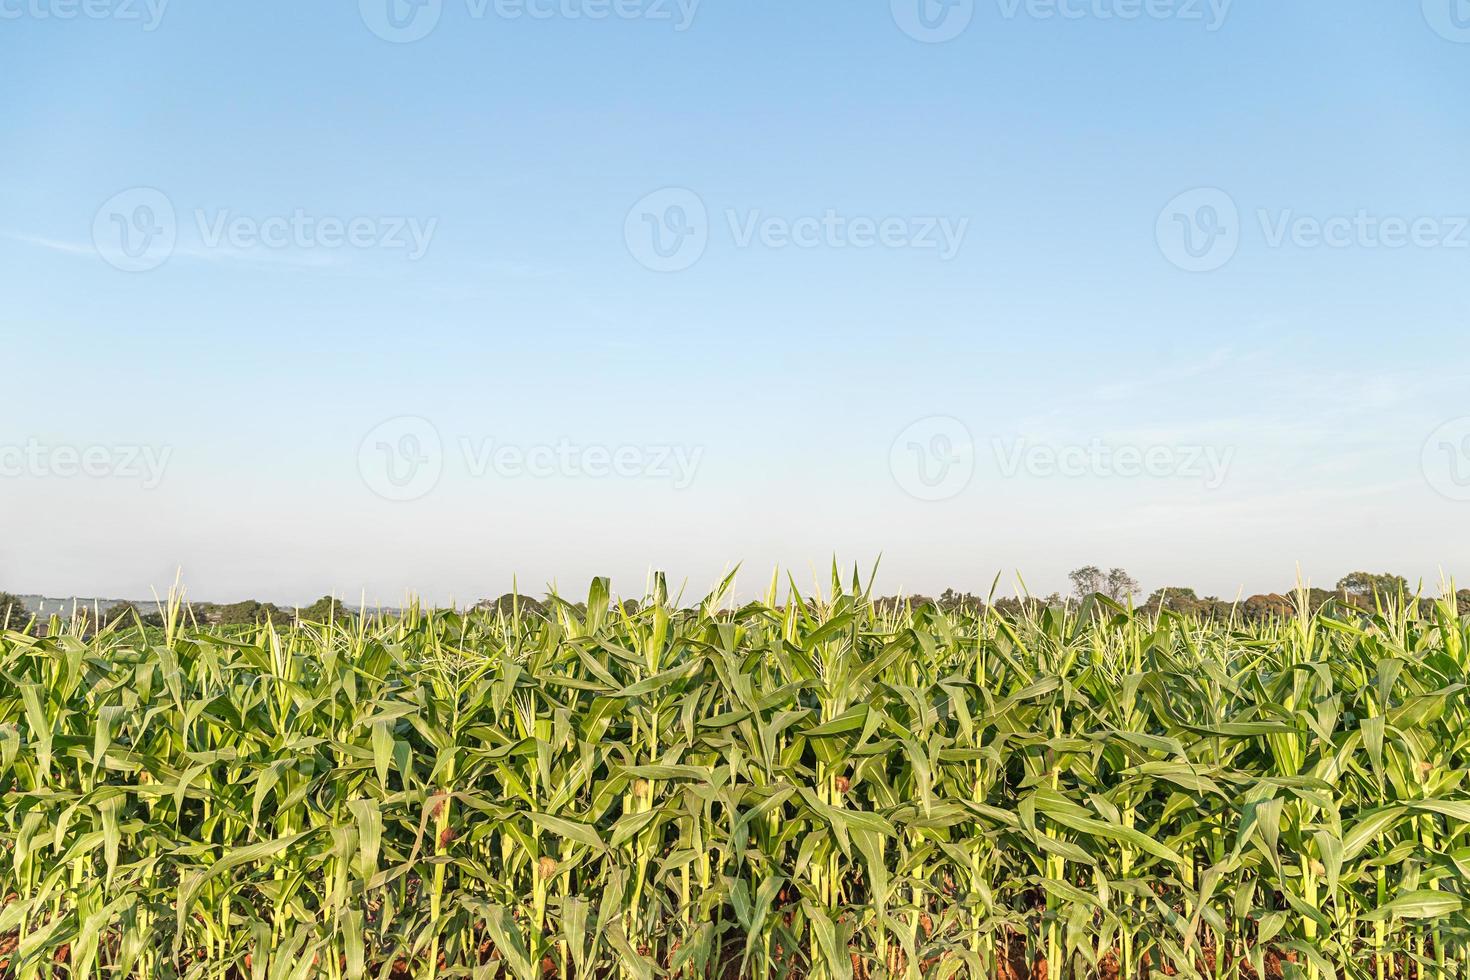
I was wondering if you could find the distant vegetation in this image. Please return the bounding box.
[0,591,27,627]
[3,569,1466,638]
[888,568,1468,622]
[4,595,350,635]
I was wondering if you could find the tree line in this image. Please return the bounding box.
[887,568,1470,620]
[2,569,1467,634]
[0,594,344,632]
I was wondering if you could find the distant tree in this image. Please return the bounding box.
[216,600,287,626]
[1070,567,1140,603]
[1068,566,1105,599]
[473,594,547,618]
[1105,568,1140,603]
[938,588,984,611]
[992,596,1051,619]
[298,596,347,622]
[0,591,29,626]
[1305,588,1337,614]
[874,595,932,614]
[1147,587,1202,613]
[1244,594,1294,620]
[1336,572,1410,603]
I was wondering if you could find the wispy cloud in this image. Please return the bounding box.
[1090,346,1236,402]
[1107,478,1424,530]
[1,231,94,256]
[174,244,349,269]
[1,229,350,269]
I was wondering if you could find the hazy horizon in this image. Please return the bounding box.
[7,561,1467,613]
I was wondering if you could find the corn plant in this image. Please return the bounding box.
[0,574,1467,978]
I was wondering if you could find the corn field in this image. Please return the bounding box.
[2,573,1468,979]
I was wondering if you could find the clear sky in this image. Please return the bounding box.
[4,0,1470,606]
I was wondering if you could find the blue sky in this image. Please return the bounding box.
[3,0,1470,605]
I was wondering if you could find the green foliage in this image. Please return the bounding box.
[1069,566,1140,602]
[296,594,347,622]
[0,590,29,627]
[1337,571,1412,603]
[1148,585,1198,603]
[1068,564,1105,597]
[1,578,1468,978]
[473,592,548,618]
[214,599,288,626]
[1104,567,1140,601]
[1146,586,1199,611]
